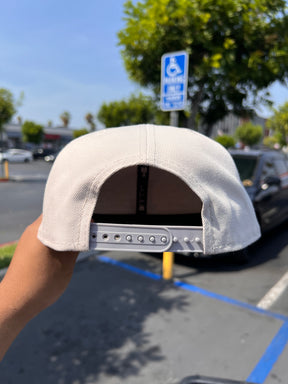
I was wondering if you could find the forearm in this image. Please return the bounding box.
[0,217,78,360]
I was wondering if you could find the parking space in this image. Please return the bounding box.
[2,252,288,384]
[97,253,288,384]
[1,161,288,383]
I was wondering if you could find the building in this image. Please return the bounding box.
[2,123,74,149]
[208,113,267,138]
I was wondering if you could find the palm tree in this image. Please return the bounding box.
[60,111,71,128]
[85,112,96,131]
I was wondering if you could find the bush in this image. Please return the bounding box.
[73,129,89,139]
[214,134,236,149]
[0,242,17,269]
[22,121,44,144]
[235,122,263,147]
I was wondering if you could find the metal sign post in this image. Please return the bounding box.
[160,50,189,279]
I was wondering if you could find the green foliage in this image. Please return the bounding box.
[118,0,288,134]
[97,93,168,127]
[266,102,288,147]
[22,121,44,144]
[263,135,281,149]
[60,111,71,127]
[215,134,236,148]
[235,122,263,146]
[0,88,16,133]
[0,242,17,269]
[73,128,89,139]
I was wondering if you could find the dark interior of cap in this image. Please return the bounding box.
[93,165,203,226]
[92,213,202,226]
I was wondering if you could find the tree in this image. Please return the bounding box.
[85,113,96,131]
[60,111,71,128]
[263,134,282,149]
[97,92,169,127]
[235,122,263,147]
[22,121,44,145]
[73,128,89,139]
[118,0,288,135]
[215,134,236,148]
[0,89,16,145]
[265,102,288,147]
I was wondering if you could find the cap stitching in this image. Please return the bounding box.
[145,125,148,163]
[153,125,156,165]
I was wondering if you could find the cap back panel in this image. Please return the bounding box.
[94,165,203,217]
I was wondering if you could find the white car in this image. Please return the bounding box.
[0,149,33,163]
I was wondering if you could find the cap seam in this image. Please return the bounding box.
[152,125,156,165]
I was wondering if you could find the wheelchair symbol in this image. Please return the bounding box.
[166,57,182,77]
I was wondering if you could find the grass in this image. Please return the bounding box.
[0,243,17,269]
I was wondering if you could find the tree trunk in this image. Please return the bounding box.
[203,124,214,137]
[186,86,204,131]
[187,102,198,131]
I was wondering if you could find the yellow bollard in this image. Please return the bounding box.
[162,252,174,280]
[4,160,9,179]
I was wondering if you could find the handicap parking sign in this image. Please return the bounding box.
[161,51,189,111]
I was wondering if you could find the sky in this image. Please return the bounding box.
[1,0,288,130]
[0,0,141,129]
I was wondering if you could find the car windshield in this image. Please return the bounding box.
[231,155,258,185]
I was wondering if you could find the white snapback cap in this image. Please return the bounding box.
[38,124,260,254]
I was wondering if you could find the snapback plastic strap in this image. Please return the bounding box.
[89,223,203,253]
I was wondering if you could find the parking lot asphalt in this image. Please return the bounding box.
[2,161,288,383]
[0,161,51,244]
[1,251,288,384]
[1,160,52,182]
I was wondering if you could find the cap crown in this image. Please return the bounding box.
[38,124,260,253]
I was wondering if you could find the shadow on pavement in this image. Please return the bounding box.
[1,257,189,383]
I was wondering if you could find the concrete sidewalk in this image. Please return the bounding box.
[0,160,52,183]
[7,173,48,182]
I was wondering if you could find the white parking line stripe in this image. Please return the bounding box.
[257,270,288,310]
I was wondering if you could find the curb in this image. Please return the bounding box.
[10,175,48,182]
[0,241,18,248]
[0,175,48,183]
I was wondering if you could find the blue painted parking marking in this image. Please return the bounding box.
[97,255,288,383]
[98,255,162,281]
[247,322,288,383]
[174,280,288,322]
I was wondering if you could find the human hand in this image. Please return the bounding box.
[0,215,78,360]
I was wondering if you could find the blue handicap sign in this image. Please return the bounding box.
[161,51,189,111]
